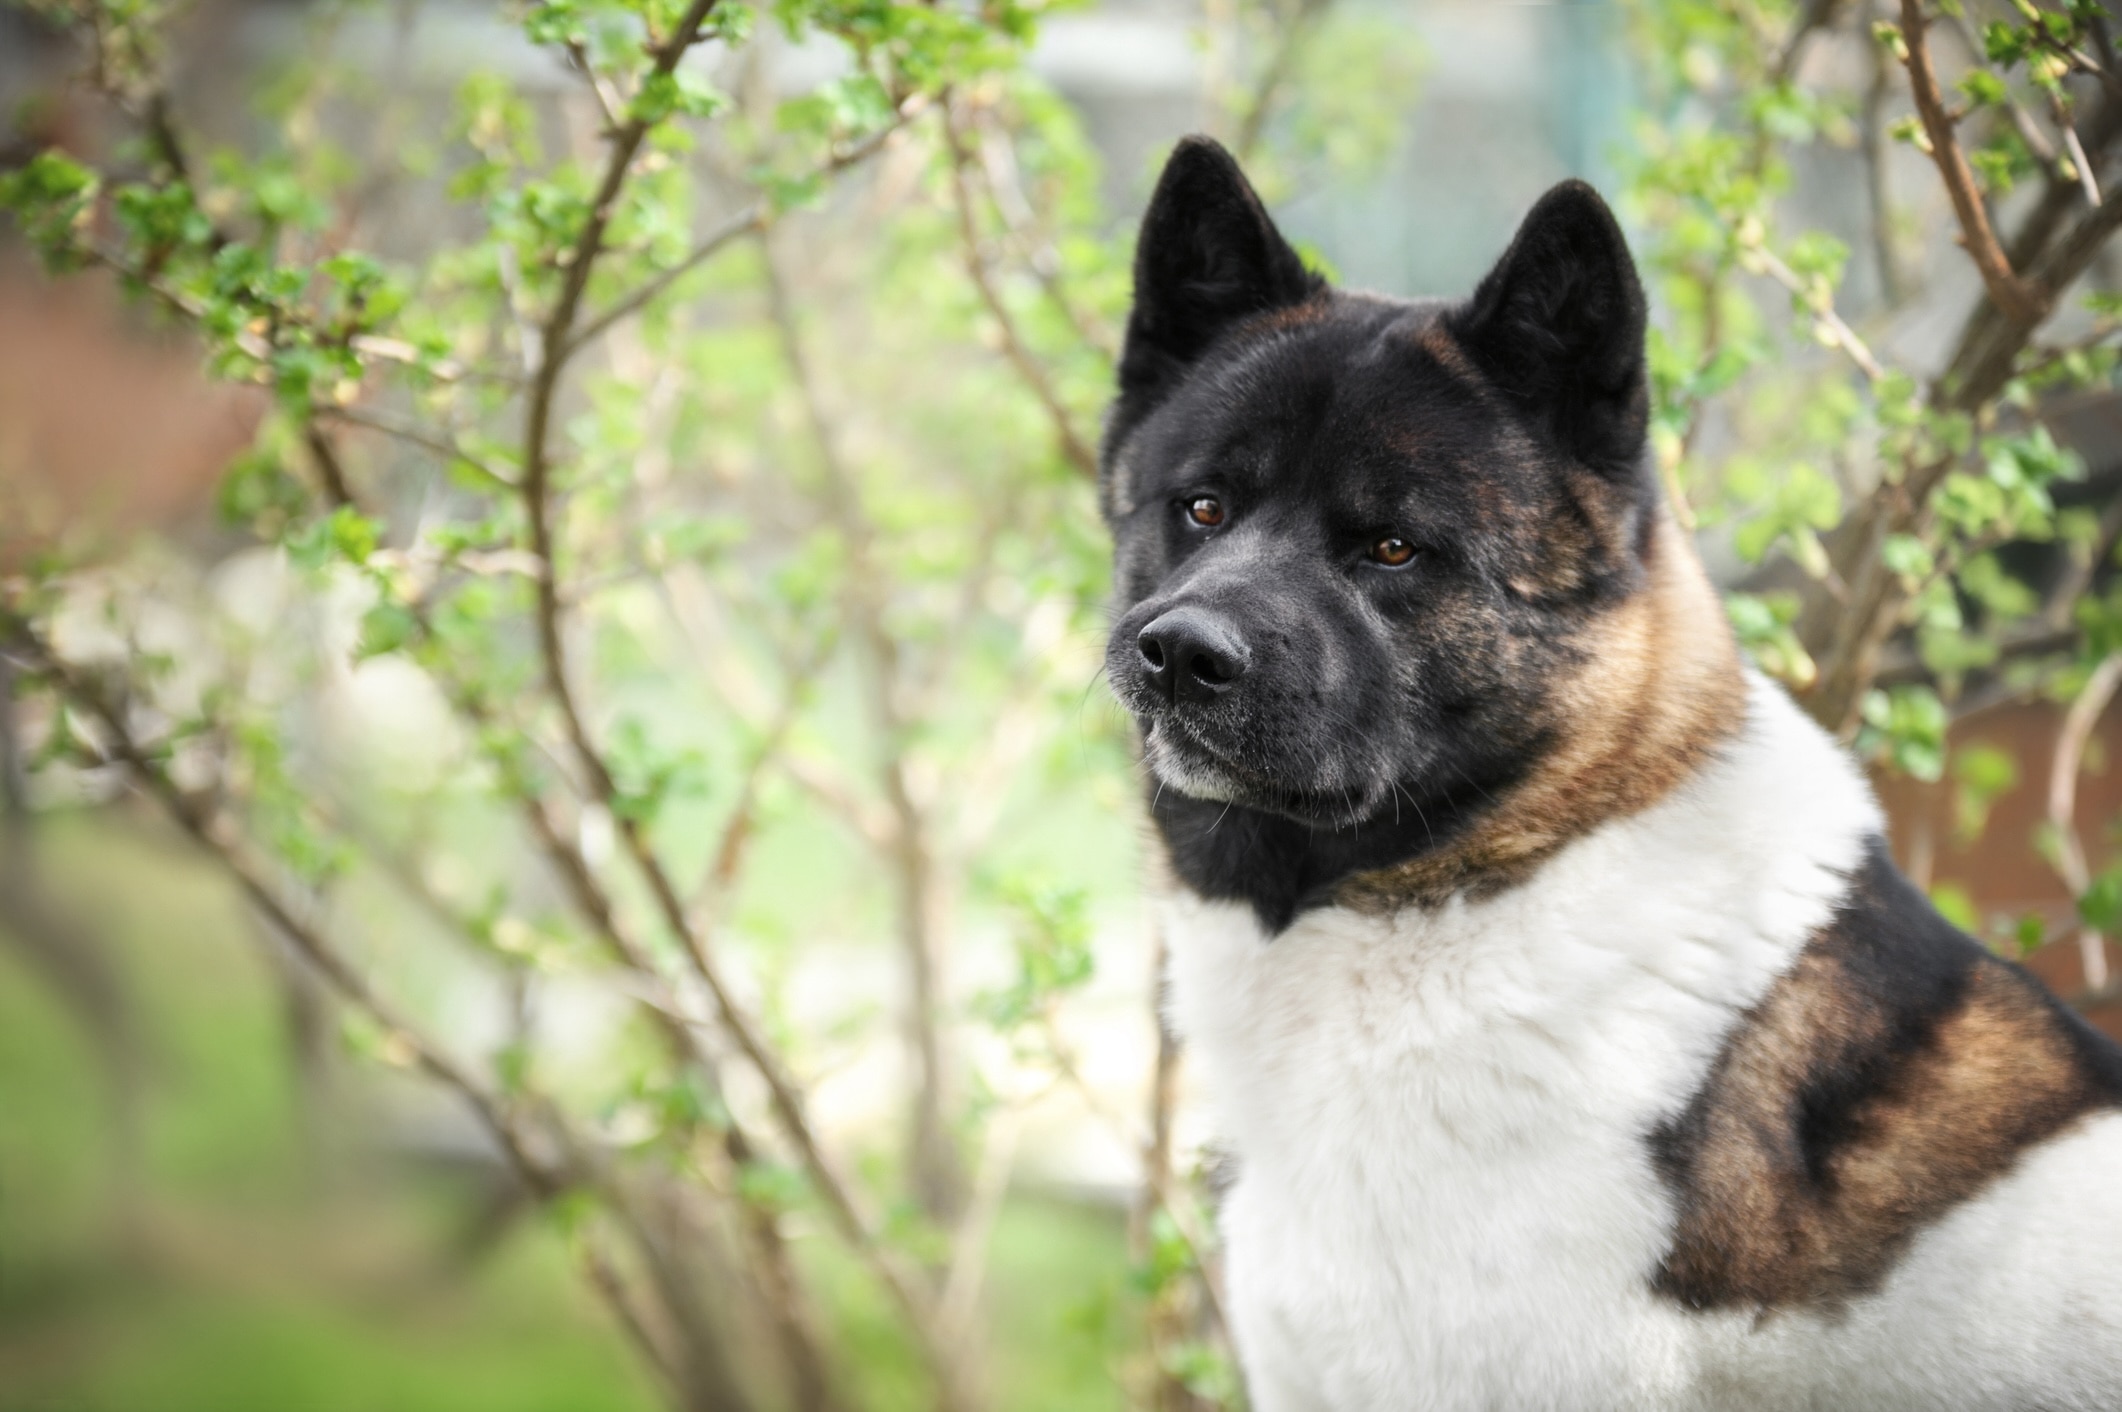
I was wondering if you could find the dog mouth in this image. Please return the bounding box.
[1138,711,1386,827]
[1141,715,1247,803]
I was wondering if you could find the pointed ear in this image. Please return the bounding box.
[1116,137,1321,409]
[1449,181,1649,477]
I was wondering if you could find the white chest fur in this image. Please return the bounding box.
[1163,680,2122,1411]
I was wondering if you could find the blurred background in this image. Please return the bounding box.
[7,0,2122,1408]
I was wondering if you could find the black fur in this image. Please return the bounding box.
[1104,139,1655,930]
[1108,136,1324,483]
[1447,181,1651,482]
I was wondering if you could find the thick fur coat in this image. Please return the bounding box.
[1102,138,2122,1411]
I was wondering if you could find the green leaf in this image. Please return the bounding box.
[1930,881,1979,933]
[286,506,381,571]
[1724,591,1815,688]
[2081,867,2122,933]
[1881,533,1934,585]
[356,599,420,661]
[219,447,310,534]
[1858,685,1948,782]
[0,151,99,267]
[974,875,1096,1029]
[1952,742,2018,843]
[1958,70,2009,108]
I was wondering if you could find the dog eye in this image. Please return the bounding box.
[1186,496,1226,528]
[1370,536,1417,567]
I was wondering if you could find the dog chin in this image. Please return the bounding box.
[1137,721,1366,819]
[1143,729,1245,803]
[1142,723,1380,825]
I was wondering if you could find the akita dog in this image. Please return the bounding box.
[1100,137,2122,1411]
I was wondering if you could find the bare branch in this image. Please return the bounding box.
[521,0,726,776]
[13,621,563,1199]
[941,95,1098,481]
[1787,0,1845,76]
[501,1,911,1306]
[1041,1001,1232,1341]
[1864,0,1908,306]
[1744,242,1888,382]
[317,405,518,490]
[939,1108,1020,1346]
[564,39,624,133]
[568,206,767,356]
[305,424,358,510]
[972,120,1119,362]
[761,233,967,1229]
[363,650,849,1412]
[2047,653,2122,992]
[1230,0,1333,162]
[567,98,928,358]
[2025,177,2122,300]
[581,1233,683,1397]
[1898,0,2049,324]
[690,633,834,920]
[2055,95,2103,207]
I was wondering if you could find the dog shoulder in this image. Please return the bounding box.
[1650,834,2122,1314]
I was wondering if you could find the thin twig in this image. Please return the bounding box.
[938,1107,1020,1345]
[689,632,834,920]
[972,120,1118,362]
[317,404,517,490]
[1041,1007,1232,1340]
[14,621,562,1198]
[1938,8,2061,166]
[2047,653,2122,992]
[1781,0,1840,81]
[1230,0,1332,162]
[761,232,968,1233]
[305,424,358,510]
[521,0,727,753]
[568,206,766,355]
[1744,243,1888,382]
[1898,0,2049,324]
[564,39,623,132]
[581,1233,682,1396]
[80,241,480,384]
[501,18,839,1188]
[506,0,899,1286]
[567,99,928,358]
[941,95,1098,481]
[1864,0,1907,306]
[2055,94,2103,207]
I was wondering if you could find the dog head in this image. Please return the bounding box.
[1102,139,1735,925]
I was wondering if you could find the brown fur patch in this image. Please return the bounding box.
[1252,296,1331,334]
[1335,513,1747,909]
[1652,845,2122,1312]
[1415,322,1481,380]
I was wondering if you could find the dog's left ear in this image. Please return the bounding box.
[1449,181,1649,479]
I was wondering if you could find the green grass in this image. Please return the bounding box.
[0,815,1137,1412]
[0,1239,660,1412]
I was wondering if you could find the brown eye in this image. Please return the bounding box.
[1187,496,1226,528]
[1371,536,1416,567]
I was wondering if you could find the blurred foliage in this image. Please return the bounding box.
[1625,0,2122,965]
[0,0,1416,1407]
[12,0,2122,1407]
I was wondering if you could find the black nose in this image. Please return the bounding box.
[1137,607,1249,704]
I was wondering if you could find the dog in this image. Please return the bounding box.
[1100,136,2122,1411]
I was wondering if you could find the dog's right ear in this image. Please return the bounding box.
[1115,137,1320,416]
